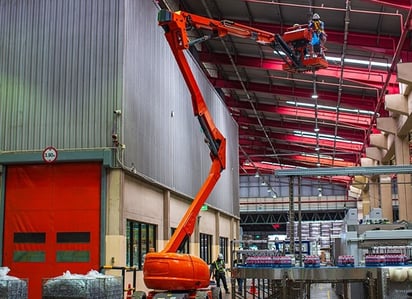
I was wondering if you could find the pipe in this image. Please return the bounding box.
[244,0,405,48]
[239,147,278,197]
[248,151,362,157]
[200,0,283,170]
[240,199,358,204]
[297,176,302,267]
[244,0,405,18]
[363,0,411,10]
[288,176,295,255]
[267,74,379,92]
[332,0,351,166]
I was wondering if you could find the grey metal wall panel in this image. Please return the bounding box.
[0,0,124,150]
[123,0,239,214]
[0,0,239,214]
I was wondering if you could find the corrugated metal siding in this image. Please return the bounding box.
[123,0,239,213]
[0,0,239,214]
[0,0,124,150]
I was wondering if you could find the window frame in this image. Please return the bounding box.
[126,220,157,270]
[219,236,229,262]
[171,228,190,254]
[199,233,212,264]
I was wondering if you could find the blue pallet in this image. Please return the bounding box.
[386,262,407,266]
[365,263,386,267]
[304,264,320,268]
[337,264,355,267]
[278,264,293,268]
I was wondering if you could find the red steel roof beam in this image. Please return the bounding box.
[239,142,360,164]
[236,117,366,142]
[240,164,352,185]
[226,99,373,129]
[240,141,359,158]
[290,155,356,167]
[361,0,412,10]
[199,52,398,92]
[239,129,364,152]
[212,78,377,110]
[230,21,407,58]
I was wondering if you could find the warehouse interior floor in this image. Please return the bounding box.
[310,283,341,299]
[230,282,342,299]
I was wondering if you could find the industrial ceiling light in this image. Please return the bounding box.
[272,193,277,199]
[315,146,320,151]
[254,172,260,178]
[286,101,376,116]
[311,93,318,99]
[293,130,363,144]
[314,127,320,132]
[326,55,391,68]
[261,181,266,186]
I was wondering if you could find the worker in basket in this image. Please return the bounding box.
[308,13,327,57]
[210,253,230,294]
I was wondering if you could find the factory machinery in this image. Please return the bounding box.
[231,209,412,299]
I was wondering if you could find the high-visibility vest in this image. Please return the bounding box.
[311,20,324,33]
[213,260,225,273]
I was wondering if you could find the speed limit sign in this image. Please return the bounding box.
[42,146,58,163]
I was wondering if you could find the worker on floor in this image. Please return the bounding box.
[210,253,230,294]
[233,258,244,293]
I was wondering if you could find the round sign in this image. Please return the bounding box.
[42,146,58,163]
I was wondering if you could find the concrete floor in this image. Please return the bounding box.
[310,283,341,299]
[229,281,342,299]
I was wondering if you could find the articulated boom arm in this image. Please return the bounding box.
[158,9,226,254]
[143,10,227,291]
[157,10,327,73]
[143,9,327,292]
[158,10,277,50]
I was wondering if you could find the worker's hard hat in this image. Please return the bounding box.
[218,253,223,259]
[312,13,320,20]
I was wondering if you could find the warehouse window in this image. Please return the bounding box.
[171,228,190,253]
[126,220,157,270]
[13,233,47,262]
[13,251,45,262]
[219,237,229,262]
[14,232,46,243]
[199,233,212,264]
[56,251,90,262]
[57,232,90,243]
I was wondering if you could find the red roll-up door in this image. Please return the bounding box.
[3,162,102,299]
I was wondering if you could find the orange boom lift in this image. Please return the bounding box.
[143,10,227,299]
[142,9,328,298]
